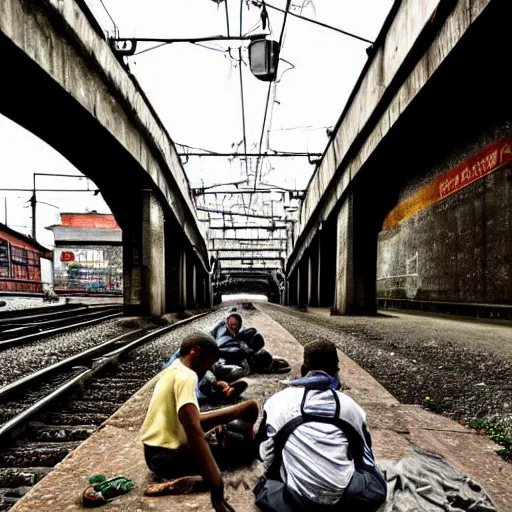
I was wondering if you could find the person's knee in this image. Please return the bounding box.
[240,399,259,423]
[251,333,265,351]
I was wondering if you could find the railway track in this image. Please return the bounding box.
[0,304,123,350]
[0,311,211,511]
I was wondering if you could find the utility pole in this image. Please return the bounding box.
[4,198,7,227]
[31,173,36,240]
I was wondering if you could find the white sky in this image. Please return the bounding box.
[0,0,392,248]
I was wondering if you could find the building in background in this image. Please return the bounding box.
[0,222,53,294]
[47,213,122,295]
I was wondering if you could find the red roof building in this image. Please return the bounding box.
[47,213,122,295]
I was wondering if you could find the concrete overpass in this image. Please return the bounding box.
[286,0,512,314]
[0,0,211,316]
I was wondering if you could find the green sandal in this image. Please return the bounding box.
[83,475,134,507]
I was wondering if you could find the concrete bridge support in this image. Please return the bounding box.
[200,275,212,309]
[287,270,298,306]
[333,190,378,315]
[297,259,309,307]
[123,190,166,317]
[142,191,166,317]
[308,244,319,307]
[187,261,197,310]
[180,249,188,310]
[164,232,184,314]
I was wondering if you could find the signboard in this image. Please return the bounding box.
[383,139,512,230]
[60,251,75,263]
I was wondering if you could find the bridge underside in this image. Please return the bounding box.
[286,0,512,313]
[0,0,210,316]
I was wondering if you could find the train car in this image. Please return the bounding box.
[0,223,52,294]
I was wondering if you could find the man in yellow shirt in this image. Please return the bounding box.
[141,331,259,512]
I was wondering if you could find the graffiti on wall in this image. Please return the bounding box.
[383,138,512,230]
[54,247,122,293]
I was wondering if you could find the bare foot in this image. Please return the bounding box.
[144,476,207,496]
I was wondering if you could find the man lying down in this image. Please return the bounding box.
[162,311,291,405]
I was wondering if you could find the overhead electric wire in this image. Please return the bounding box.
[236,0,250,216]
[192,42,230,53]
[254,0,292,190]
[176,142,218,154]
[257,1,374,44]
[238,0,249,184]
[99,0,118,36]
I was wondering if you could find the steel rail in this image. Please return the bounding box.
[0,311,122,351]
[0,306,90,327]
[0,307,121,337]
[0,305,119,332]
[0,327,150,399]
[0,369,94,441]
[0,303,83,321]
[0,312,209,441]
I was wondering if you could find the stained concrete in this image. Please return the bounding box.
[11,308,512,511]
[377,130,512,305]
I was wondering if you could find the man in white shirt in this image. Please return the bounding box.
[254,340,386,511]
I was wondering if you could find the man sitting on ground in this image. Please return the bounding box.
[141,332,259,512]
[211,312,290,375]
[254,340,386,512]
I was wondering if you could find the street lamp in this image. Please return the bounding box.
[30,173,96,241]
[248,39,280,81]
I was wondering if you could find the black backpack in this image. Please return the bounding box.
[254,388,387,512]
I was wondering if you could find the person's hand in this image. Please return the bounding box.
[211,485,236,512]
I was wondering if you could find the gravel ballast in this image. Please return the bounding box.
[0,319,127,388]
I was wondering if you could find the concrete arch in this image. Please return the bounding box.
[0,0,211,314]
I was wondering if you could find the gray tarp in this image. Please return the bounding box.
[378,449,497,512]
[224,449,497,511]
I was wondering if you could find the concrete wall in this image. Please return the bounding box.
[287,0,493,275]
[377,124,512,305]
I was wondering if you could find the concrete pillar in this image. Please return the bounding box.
[123,190,165,317]
[142,190,165,317]
[164,230,183,313]
[316,223,337,307]
[205,274,213,308]
[180,248,187,310]
[333,189,378,314]
[188,262,197,310]
[296,267,301,306]
[288,270,298,305]
[298,258,309,306]
[309,242,319,307]
[200,275,208,309]
[123,218,143,317]
[317,233,322,306]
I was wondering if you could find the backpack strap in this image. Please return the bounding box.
[266,388,366,481]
